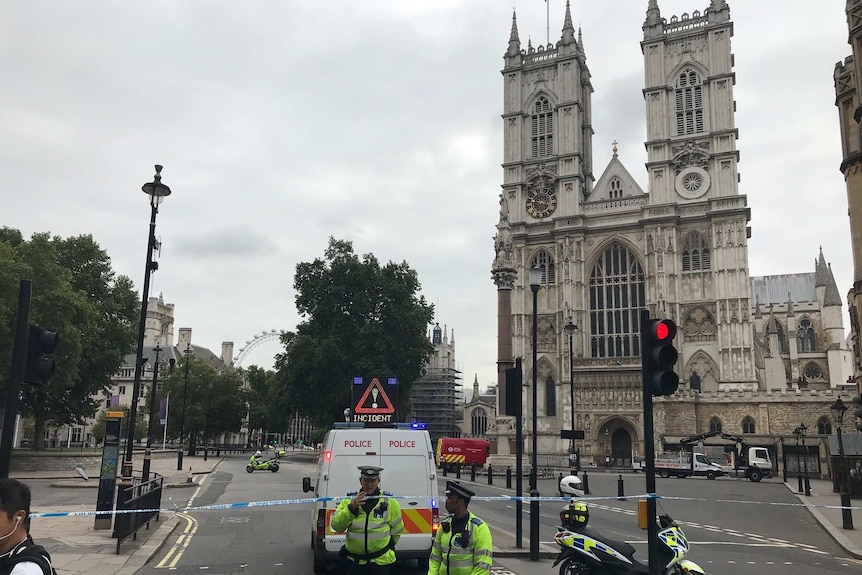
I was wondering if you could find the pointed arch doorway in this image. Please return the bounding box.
[602,427,633,468]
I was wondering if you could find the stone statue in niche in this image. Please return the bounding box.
[647,234,654,253]
[499,194,509,223]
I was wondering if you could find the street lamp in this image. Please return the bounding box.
[564,319,578,461]
[793,425,803,493]
[142,343,163,481]
[528,265,542,562]
[830,397,854,529]
[177,343,193,470]
[122,165,171,478]
[797,423,810,496]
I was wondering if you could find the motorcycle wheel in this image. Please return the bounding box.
[270,463,280,472]
[559,559,593,575]
[246,465,254,473]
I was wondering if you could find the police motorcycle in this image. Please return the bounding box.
[553,500,706,575]
[246,449,285,473]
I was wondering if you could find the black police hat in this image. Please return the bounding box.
[358,466,384,479]
[444,481,475,503]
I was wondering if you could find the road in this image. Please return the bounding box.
[129,455,861,574]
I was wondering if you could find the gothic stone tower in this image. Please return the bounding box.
[493,1,758,466]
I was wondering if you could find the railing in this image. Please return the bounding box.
[115,472,163,554]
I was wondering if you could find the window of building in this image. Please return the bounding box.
[70,427,82,443]
[816,417,832,435]
[803,362,823,381]
[531,251,556,285]
[741,417,755,434]
[609,177,623,199]
[796,317,816,353]
[675,69,704,136]
[531,97,554,158]
[708,417,722,433]
[545,378,556,416]
[589,244,646,358]
[471,408,488,437]
[681,232,710,272]
[119,385,126,395]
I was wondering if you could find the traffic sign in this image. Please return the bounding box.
[351,376,398,424]
[560,430,585,440]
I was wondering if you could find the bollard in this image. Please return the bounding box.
[177,448,184,471]
[204,447,208,462]
[841,492,854,530]
[797,472,804,493]
[506,466,512,489]
[582,472,590,495]
[804,475,811,497]
[488,465,493,485]
[456,464,461,479]
[217,446,221,457]
[471,464,476,482]
[187,466,193,483]
[617,474,626,500]
[442,463,448,477]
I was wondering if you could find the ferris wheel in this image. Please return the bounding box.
[233,329,283,367]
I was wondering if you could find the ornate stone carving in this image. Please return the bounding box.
[537,317,556,352]
[671,141,710,173]
[683,306,717,342]
[492,269,517,290]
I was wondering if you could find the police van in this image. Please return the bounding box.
[302,423,440,574]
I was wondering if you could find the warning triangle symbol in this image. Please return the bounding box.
[354,377,395,414]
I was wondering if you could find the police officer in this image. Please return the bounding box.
[428,481,492,575]
[331,466,403,575]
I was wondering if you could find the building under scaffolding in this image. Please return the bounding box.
[410,323,462,445]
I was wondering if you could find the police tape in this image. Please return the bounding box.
[28,493,862,519]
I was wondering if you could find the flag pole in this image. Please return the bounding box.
[546,0,550,45]
[162,393,169,450]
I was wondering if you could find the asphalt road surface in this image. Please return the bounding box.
[132,456,862,574]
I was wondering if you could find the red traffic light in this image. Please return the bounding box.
[650,320,677,342]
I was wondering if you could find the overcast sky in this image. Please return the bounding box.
[2,1,852,390]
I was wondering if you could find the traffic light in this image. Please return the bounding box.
[852,395,862,432]
[641,317,679,396]
[505,358,523,417]
[23,325,59,385]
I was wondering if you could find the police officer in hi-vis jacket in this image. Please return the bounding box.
[428,481,493,575]
[331,466,403,575]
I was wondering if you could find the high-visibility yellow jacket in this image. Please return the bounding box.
[428,511,492,575]
[330,490,403,566]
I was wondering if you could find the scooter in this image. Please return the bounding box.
[553,504,706,574]
[246,450,282,473]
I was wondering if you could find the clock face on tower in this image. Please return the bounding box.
[526,187,557,218]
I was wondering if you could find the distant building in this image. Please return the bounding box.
[410,323,462,445]
[458,376,497,438]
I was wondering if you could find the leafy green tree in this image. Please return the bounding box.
[0,230,137,449]
[274,238,434,428]
[243,365,280,437]
[91,404,147,445]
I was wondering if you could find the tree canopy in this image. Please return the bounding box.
[0,229,138,449]
[274,238,434,428]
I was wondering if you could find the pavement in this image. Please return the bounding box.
[11,457,862,575]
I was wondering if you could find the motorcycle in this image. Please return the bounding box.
[246,450,284,473]
[553,501,705,574]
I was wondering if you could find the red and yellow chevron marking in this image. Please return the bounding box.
[324,508,433,535]
[441,454,465,464]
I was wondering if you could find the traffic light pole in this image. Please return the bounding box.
[0,280,31,478]
[640,309,660,575]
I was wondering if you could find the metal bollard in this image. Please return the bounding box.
[841,492,854,530]
[804,475,811,497]
[471,464,476,482]
[442,463,447,477]
[488,465,493,485]
[217,447,221,457]
[617,474,626,500]
[582,472,590,495]
[204,447,208,461]
[456,464,461,479]
[506,467,512,489]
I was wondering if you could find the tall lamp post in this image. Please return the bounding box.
[830,397,854,529]
[798,423,811,496]
[142,343,163,481]
[177,343,192,470]
[122,165,172,478]
[793,425,803,493]
[564,319,578,462]
[528,265,542,562]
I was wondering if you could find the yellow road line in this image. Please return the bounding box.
[156,513,197,569]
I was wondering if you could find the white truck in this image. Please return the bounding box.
[654,452,725,480]
[679,431,773,482]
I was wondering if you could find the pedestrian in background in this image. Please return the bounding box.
[0,478,56,575]
[428,481,492,575]
[331,466,403,574]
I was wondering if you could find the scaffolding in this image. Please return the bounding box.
[410,366,463,445]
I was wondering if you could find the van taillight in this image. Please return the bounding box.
[431,507,440,535]
[324,450,332,461]
[316,510,327,537]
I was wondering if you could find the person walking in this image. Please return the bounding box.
[331,466,403,575]
[428,481,492,575]
[0,479,56,575]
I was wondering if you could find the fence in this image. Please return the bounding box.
[115,472,163,554]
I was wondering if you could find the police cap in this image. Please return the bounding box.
[358,465,384,479]
[444,481,475,503]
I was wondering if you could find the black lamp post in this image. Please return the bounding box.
[830,397,854,529]
[142,343,162,481]
[793,425,803,493]
[122,165,171,479]
[564,319,578,462]
[529,265,542,562]
[779,437,787,482]
[798,422,810,496]
[177,343,192,470]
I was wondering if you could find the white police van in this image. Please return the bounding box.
[302,423,440,574]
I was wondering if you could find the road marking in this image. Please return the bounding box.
[156,512,198,569]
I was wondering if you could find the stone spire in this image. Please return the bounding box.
[644,0,662,27]
[561,0,576,45]
[815,247,828,287]
[786,292,794,316]
[825,263,842,307]
[472,374,479,403]
[754,297,762,319]
[507,10,521,57]
[578,26,584,55]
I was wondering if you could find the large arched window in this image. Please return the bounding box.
[675,69,704,135]
[708,417,722,433]
[797,317,816,353]
[545,377,556,416]
[531,251,556,286]
[816,416,832,435]
[531,97,554,158]
[589,244,645,357]
[741,416,756,434]
[681,232,711,272]
[471,408,488,437]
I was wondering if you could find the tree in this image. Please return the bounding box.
[0,229,138,449]
[91,404,147,445]
[274,238,434,428]
[243,365,279,438]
